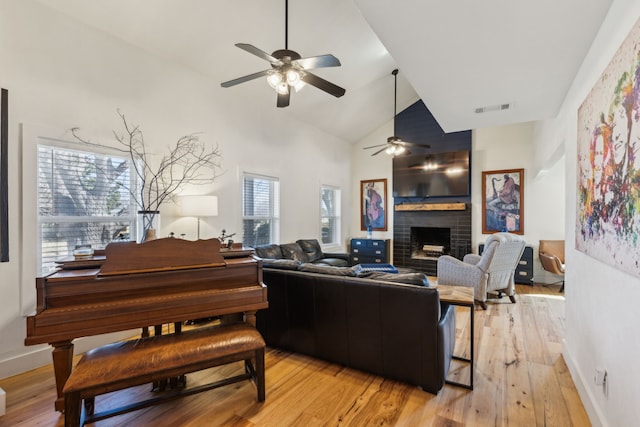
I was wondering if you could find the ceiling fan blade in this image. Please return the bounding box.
[221,69,272,88]
[301,72,346,98]
[371,147,388,156]
[277,88,290,108]
[235,43,283,66]
[363,144,387,149]
[402,142,432,148]
[293,54,341,70]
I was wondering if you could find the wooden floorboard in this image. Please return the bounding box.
[0,283,589,426]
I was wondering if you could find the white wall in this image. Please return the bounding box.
[0,0,352,378]
[351,121,395,243]
[534,1,640,426]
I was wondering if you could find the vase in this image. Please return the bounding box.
[137,210,160,243]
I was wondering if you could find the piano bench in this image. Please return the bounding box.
[63,323,265,427]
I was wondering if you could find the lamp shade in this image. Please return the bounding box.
[179,195,218,217]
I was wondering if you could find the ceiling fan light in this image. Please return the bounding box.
[293,80,306,92]
[267,71,283,89]
[385,146,395,155]
[286,68,302,86]
[276,81,289,95]
[395,146,406,155]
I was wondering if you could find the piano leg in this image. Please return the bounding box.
[51,340,74,412]
[244,311,257,327]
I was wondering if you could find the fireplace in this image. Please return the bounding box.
[411,227,450,260]
[393,204,471,276]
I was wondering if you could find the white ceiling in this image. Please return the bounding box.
[33,0,613,141]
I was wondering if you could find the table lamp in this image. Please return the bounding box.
[179,195,218,239]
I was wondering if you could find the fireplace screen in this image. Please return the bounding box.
[411,227,451,260]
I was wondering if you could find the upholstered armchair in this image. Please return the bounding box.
[539,240,565,292]
[437,232,526,309]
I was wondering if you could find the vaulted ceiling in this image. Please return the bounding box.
[33,0,613,142]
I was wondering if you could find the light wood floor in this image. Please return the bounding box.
[0,283,589,427]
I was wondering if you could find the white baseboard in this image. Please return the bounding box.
[0,330,137,380]
[563,341,607,427]
[0,387,6,416]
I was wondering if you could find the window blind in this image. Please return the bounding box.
[242,174,279,247]
[37,143,135,273]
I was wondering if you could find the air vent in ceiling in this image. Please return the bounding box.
[474,103,510,114]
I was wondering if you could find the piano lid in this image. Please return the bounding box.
[99,238,226,276]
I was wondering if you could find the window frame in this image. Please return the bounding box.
[241,172,280,247]
[36,138,136,274]
[320,184,341,246]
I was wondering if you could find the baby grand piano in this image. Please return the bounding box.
[24,237,268,411]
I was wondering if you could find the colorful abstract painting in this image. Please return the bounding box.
[577,17,640,277]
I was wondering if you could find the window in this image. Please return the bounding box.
[242,173,280,247]
[320,185,340,245]
[37,140,135,274]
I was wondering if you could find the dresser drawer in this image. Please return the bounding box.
[350,239,390,264]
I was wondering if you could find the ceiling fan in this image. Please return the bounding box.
[220,0,346,108]
[363,69,430,156]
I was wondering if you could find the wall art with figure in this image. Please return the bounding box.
[577,16,640,277]
[482,169,524,234]
[360,179,387,231]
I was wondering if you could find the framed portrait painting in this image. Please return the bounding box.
[481,168,524,234]
[360,179,387,231]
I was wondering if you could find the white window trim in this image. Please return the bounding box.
[20,124,134,315]
[320,184,341,247]
[242,172,280,246]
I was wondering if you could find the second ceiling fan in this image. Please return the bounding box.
[364,69,430,156]
[220,0,346,108]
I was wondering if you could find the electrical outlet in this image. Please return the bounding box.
[594,368,608,398]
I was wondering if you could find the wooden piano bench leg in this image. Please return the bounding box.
[64,390,82,427]
[256,347,265,402]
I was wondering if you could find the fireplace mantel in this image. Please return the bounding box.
[395,203,466,212]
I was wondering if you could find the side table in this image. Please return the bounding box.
[432,283,474,390]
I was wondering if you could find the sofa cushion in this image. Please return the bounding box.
[280,243,309,263]
[262,259,301,270]
[357,271,431,286]
[311,258,350,267]
[296,239,323,262]
[298,263,357,276]
[254,244,284,260]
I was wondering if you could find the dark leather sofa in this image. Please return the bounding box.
[256,265,456,394]
[254,239,350,267]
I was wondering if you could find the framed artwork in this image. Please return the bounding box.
[360,178,387,231]
[481,168,524,234]
[576,16,640,277]
[1,88,8,262]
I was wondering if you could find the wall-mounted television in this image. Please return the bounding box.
[392,150,471,198]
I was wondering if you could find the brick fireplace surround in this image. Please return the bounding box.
[393,204,472,276]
